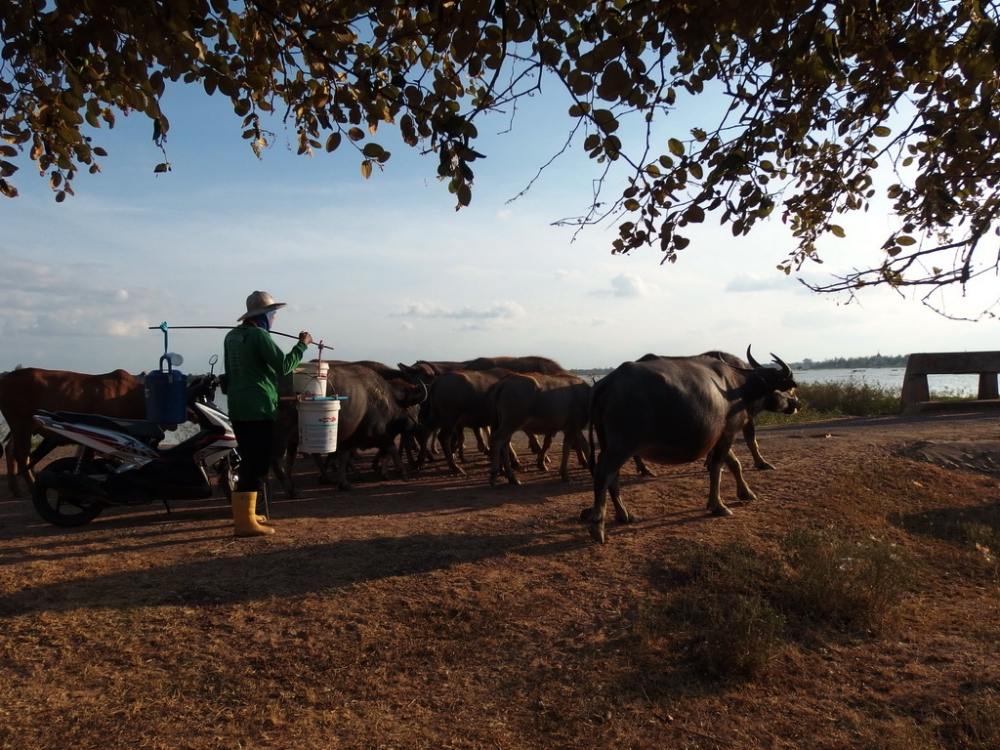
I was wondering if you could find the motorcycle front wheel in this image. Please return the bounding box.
[31,457,106,527]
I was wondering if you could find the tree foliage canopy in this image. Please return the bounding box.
[2,1,999,301]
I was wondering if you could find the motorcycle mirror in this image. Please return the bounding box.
[165,352,184,367]
[208,354,219,373]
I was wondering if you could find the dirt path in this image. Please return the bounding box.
[1,412,998,749]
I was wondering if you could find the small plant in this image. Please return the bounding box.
[687,591,786,679]
[938,691,1000,750]
[666,542,787,680]
[780,528,911,632]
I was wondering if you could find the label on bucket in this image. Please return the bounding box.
[298,398,340,454]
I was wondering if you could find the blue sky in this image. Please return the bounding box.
[1,75,996,373]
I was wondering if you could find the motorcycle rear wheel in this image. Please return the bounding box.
[31,457,106,527]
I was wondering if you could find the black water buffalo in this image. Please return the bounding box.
[488,372,590,485]
[631,350,800,473]
[271,362,426,494]
[423,368,515,476]
[398,355,566,380]
[586,348,798,543]
[316,363,426,489]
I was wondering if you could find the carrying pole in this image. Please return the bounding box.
[148,324,333,354]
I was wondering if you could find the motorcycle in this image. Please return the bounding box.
[30,355,239,527]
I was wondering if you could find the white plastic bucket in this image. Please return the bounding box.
[297,397,341,454]
[293,361,329,397]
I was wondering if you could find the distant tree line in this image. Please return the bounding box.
[572,353,909,378]
[790,354,908,370]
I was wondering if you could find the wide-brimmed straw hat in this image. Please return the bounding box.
[237,290,287,322]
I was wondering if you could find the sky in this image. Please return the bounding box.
[2,70,997,374]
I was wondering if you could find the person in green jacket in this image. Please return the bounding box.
[224,291,312,537]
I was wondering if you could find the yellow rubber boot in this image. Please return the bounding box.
[232,491,275,537]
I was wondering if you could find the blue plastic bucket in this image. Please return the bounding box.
[145,355,188,424]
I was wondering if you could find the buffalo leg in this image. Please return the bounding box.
[8,429,33,497]
[440,428,466,476]
[386,441,408,481]
[528,433,551,471]
[587,443,631,544]
[560,430,588,484]
[5,434,19,497]
[744,421,775,470]
[633,456,656,477]
[489,425,520,486]
[336,450,353,490]
[316,453,335,484]
[705,442,734,516]
[473,426,490,455]
[725,449,757,502]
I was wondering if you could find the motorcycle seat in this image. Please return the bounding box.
[38,410,166,445]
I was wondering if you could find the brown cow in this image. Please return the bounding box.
[488,372,591,485]
[423,368,517,476]
[0,368,145,496]
[398,355,567,380]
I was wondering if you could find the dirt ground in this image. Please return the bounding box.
[1,412,998,749]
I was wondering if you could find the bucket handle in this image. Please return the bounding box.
[158,354,173,373]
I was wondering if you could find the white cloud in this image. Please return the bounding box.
[394,301,526,320]
[592,272,653,298]
[725,273,794,293]
[496,208,513,220]
[105,317,150,337]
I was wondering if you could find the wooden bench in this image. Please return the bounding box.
[901,351,1000,413]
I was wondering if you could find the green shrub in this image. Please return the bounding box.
[780,528,911,632]
[667,543,787,680]
[756,381,902,424]
[687,591,786,679]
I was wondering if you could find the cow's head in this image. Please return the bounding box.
[761,387,800,415]
[391,378,429,408]
[397,362,437,384]
[746,346,798,403]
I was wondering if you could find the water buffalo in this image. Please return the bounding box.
[0,368,145,496]
[631,350,801,473]
[272,362,426,494]
[488,372,591,485]
[423,368,515,476]
[397,355,567,380]
[586,348,798,543]
[317,363,426,490]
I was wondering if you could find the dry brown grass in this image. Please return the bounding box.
[2,413,1000,749]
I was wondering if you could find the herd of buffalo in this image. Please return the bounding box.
[0,348,799,543]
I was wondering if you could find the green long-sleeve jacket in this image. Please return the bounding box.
[224,324,307,421]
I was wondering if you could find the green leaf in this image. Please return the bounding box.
[829,224,845,238]
[895,235,916,246]
[873,125,891,137]
[684,205,705,223]
[668,138,684,156]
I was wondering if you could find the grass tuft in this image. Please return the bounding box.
[780,527,912,632]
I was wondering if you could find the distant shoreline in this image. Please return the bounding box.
[571,360,909,378]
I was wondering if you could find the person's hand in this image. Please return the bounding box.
[299,331,313,346]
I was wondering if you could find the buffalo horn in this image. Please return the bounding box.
[770,353,792,378]
[746,345,763,369]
